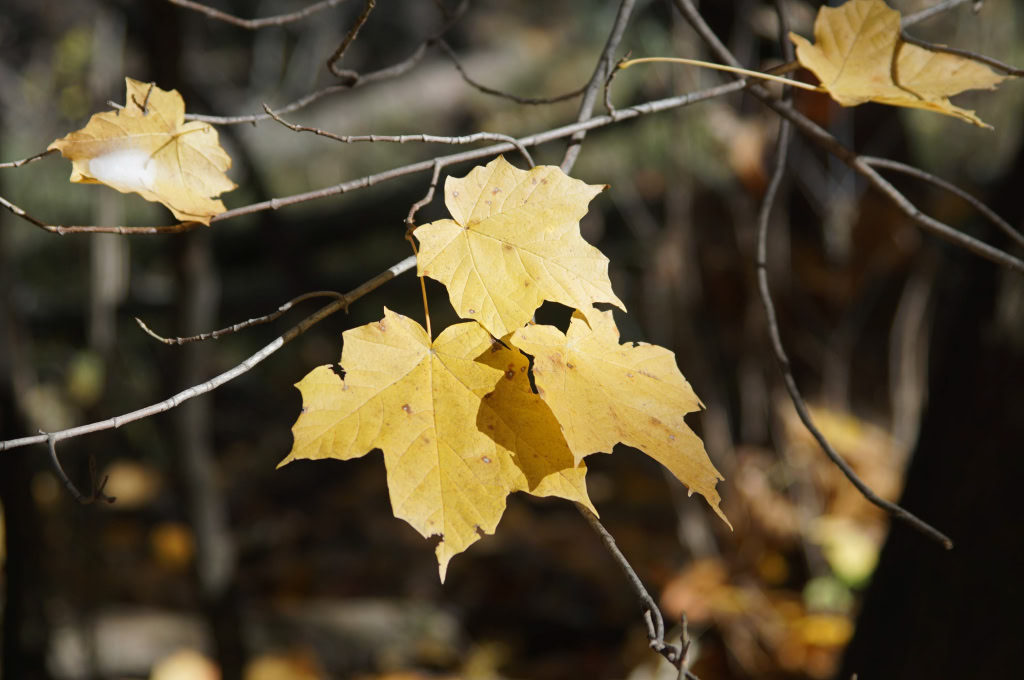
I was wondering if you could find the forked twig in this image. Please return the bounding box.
[863,157,1024,250]
[562,0,637,173]
[45,435,116,505]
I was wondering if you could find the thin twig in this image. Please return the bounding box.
[435,41,587,105]
[263,104,535,168]
[862,157,1024,250]
[136,291,348,345]
[675,0,958,548]
[45,435,115,505]
[6,82,749,236]
[326,0,376,81]
[0,194,202,234]
[406,160,445,228]
[576,503,700,679]
[901,0,976,27]
[0,149,57,169]
[1,256,417,452]
[562,0,637,173]
[899,30,1023,77]
[166,0,346,30]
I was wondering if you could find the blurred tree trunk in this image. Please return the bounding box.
[0,163,52,679]
[839,148,1024,679]
[140,5,246,678]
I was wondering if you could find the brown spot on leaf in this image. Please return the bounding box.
[402,404,412,414]
[483,393,492,399]
[453,191,459,197]
[481,456,492,464]
[504,370,515,380]
[566,363,575,369]
[626,372,634,378]
[491,187,501,194]
[468,308,475,314]
[520,366,526,372]
[650,417,661,426]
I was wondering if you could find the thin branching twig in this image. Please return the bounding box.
[135,291,348,345]
[326,0,376,81]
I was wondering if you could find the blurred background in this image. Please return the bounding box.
[1,1,1022,678]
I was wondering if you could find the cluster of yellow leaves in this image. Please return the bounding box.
[49,78,235,223]
[284,156,727,580]
[791,0,1010,127]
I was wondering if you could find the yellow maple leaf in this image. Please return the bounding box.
[281,308,593,581]
[511,310,729,527]
[790,0,1008,127]
[48,77,236,223]
[414,156,625,338]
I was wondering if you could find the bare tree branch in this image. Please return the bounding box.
[436,40,588,105]
[899,30,1023,77]
[669,0,1024,277]
[673,0,963,548]
[166,0,347,30]
[862,157,1024,250]
[561,0,637,173]
[2,82,747,236]
[263,104,535,168]
[1,256,417,452]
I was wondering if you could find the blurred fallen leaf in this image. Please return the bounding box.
[150,649,219,680]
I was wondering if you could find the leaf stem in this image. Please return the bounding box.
[618,57,823,92]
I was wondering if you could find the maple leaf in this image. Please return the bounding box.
[281,308,593,581]
[511,309,730,527]
[48,77,236,223]
[790,0,1009,127]
[414,156,625,338]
